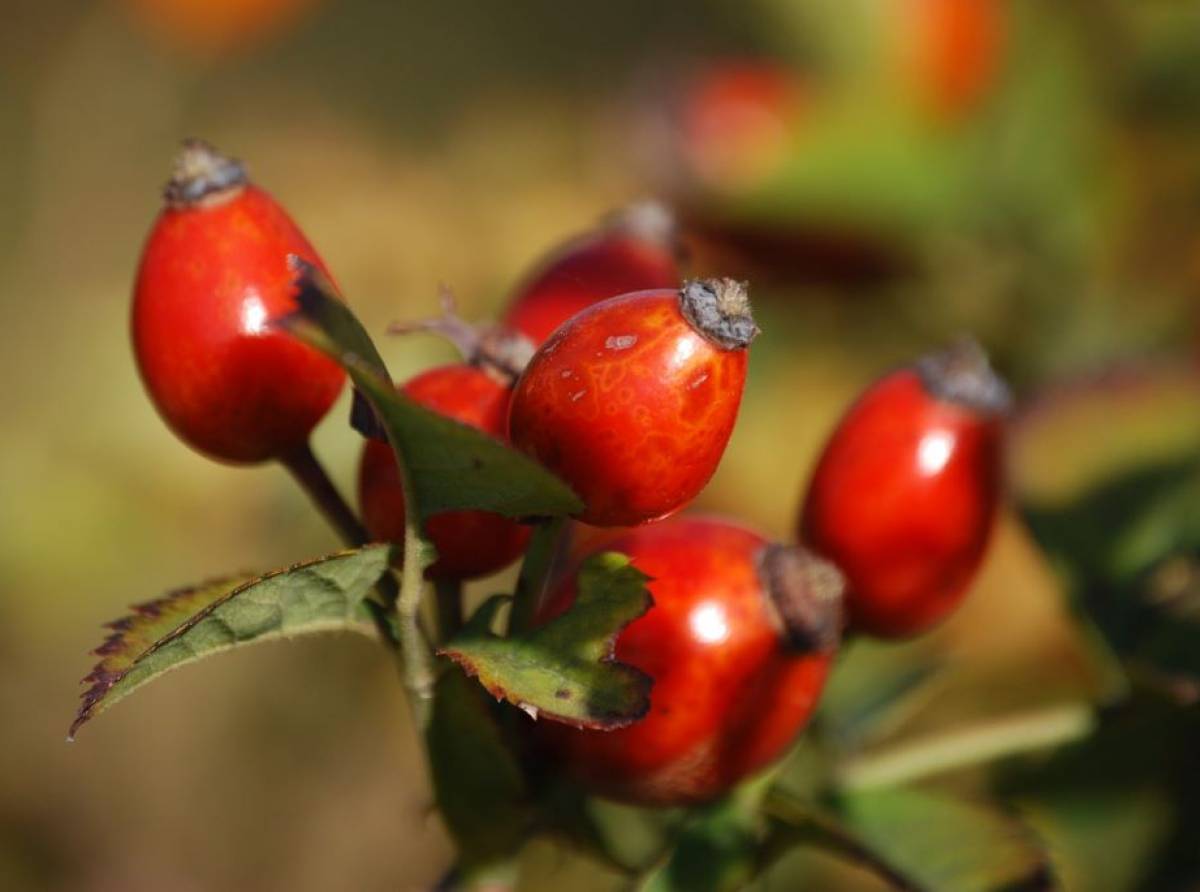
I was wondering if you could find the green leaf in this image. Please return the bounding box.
[638,781,768,892]
[839,787,1053,892]
[998,693,1196,892]
[833,704,1096,794]
[1011,364,1200,691]
[70,546,392,740]
[440,552,653,728]
[277,265,582,521]
[761,790,916,892]
[1022,461,1200,689]
[525,778,683,875]
[582,798,684,874]
[1021,459,1200,588]
[427,666,531,869]
[816,637,945,754]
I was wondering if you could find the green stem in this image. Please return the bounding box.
[833,702,1095,792]
[435,577,464,642]
[354,420,436,731]
[507,516,566,636]
[762,789,917,892]
[399,523,436,728]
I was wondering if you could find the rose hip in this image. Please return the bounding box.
[132,140,345,464]
[508,279,757,527]
[534,515,842,806]
[799,340,1010,638]
[502,203,683,348]
[359,364,531,579]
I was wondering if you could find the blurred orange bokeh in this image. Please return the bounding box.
[679,61,809,189]
[122,0,321,54]
[902,0,1006,119]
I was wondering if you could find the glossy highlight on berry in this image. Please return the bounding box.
[800,340,1009,638]
[132,140,346,464]
[533,515,842,806]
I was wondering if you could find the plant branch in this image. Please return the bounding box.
[278,439,400,637]
[279,440,369,546]
[832,702,1096,792]
[506,516,566,636]
[399,522,436,728]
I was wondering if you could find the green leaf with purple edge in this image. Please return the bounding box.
[817,639,946,753]
[275,262,583,522]
[70,545,392,740]
[440,552,654,729]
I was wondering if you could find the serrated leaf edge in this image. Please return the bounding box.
[70,546,388,740]
[440,648,654,731]
[438,558,656,731]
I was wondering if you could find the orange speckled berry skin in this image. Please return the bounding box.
[359,364,531,580]
[503,234,680,348]
[534,516,833,806]
[132,184,345,463]
[800,369,1004,638]
[508,289,748,527]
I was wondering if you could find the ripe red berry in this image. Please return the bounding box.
[508,279,757,527]
[359,364,531,579]
[132,140,345,463]
[502,203,683,348]
[534,515,842,806]
[799,341,1010,638]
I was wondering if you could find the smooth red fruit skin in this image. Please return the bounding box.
[358,364,531,580]
[800,366,1005,638]
[508,286,750,528]
[503,229,681,348]
[534,516,834,806]
[132,183,345,463]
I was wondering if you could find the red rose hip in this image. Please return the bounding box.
[799,340,1010,638]
[508,279,757,527]
[359,364,531,580]
[534,515,843,806]
[502,202,683,348]
[132,140,345,463]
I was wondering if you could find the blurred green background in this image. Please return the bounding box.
[2,0,1199,889]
